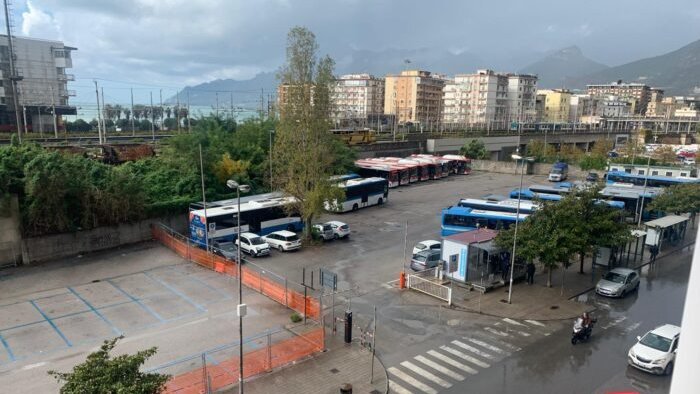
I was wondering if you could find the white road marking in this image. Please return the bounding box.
[478,334,522,352]
[415,355,465,381]
[400,361,452,388]
[466,338,509,355]
[514,330,531,337]
[525,319,546,327]
[426,350,478,374]
[452,340,496,360]
[21,362,47,371]
[441,345,492,368]
[484,327,510,337]
[625,321,642,333]
[602,316,628,330]
[389,380,413,394]
[388,367,437,394]
[502,318,527,327]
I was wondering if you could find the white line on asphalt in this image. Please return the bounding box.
[478,334,522,352]
[514,330,531,337]
[525,319,546,327]
[388,367,437,394]
[602,316,628,330]
[502,318,527,327]
[625,321,642,333]
[389,380,414,394]
[426,350,478,374]
[466,338,509,355]
[400,361,452,388]
[484,327,510,337]
[440,346,491,368]
[452,340,497,360]
[415,355,465,381]
[21,362,47,371]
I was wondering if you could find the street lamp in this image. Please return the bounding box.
[269,130,275,189]
[226,179,250,394]
[637,135,658,227]
[508,154,534,304]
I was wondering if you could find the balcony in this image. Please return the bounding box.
[59,89,76,97]
[58,73,75,81]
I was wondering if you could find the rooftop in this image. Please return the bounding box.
[443,228,498,245]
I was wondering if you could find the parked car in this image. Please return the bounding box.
[586,172,600,183]
[263,230,302,251]
[212,241,239,261]
[628,324,681,375]
[312,223,334,241]
[410,249,442,271]
[595,267,640,297]
[235,232,270,257]
[412,240,441,256]
[683,158,696,166]
[327,221,351,239]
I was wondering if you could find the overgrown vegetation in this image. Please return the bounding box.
[459,139,488,159]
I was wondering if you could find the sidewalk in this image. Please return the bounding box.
[241,334,387,394]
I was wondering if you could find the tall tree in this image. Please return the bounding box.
[649,184,700,223]
[273,26,344,238]
[49,337,169,394]
[459,139,488,159]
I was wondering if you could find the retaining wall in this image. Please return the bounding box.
[471,160,594,178]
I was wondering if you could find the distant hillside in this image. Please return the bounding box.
[568,38,700,95]
[166,72,277,109]
[519,46,608,89]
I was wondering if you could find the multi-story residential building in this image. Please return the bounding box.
[537,89,571,122]
[384,70,445,125]
[569,94,599,123]
[0,35,77,130]
[442,69,537,128]
[331,74,384,125]
[586,81,651,115]
[645,88,665,117]
[600,96,632,118]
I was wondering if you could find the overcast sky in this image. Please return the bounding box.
[14,0,700,109]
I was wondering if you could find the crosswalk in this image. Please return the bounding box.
[387,318,551,393]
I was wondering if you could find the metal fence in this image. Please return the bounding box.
[407,267,452,305]
[153,324,324,394]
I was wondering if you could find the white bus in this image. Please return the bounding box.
[325,177,389,212]
[458,198,539,214]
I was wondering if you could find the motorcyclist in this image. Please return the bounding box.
[581,312,592,329]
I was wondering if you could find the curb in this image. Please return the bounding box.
[372,353,390,394]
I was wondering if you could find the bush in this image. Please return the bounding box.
[290,312,303,323]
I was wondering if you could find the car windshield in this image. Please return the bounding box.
[323,225,332,231]
[249,237,265,245]
[220,243,236,252]
[415,244,427,251]
[551,168,562,174]
[413,253,428,262]
[640,333,672,352]
[340,225,349,230]
[603,272,626,284]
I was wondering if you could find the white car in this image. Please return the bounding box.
[412,240,441,256]
[326,221,350,239]
[263,230,302,251]
[628,324,681,375]
[235,232,270,257]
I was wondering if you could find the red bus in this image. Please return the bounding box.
[442,154,472,175]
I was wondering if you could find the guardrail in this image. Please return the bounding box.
[406,267,452,305]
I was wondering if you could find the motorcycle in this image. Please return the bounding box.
[571,317,596,345]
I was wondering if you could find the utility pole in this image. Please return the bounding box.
[159,89,163,130]
[187,90,191,131]
[176,91,181,133]
[101,87,107,143]
[37,106,43,138]
[130,88,135,136]
[50,85,57,138]
[94,80,103,144]
[22,105,27,135]
[4,0,23,141]
[150,91,155,141]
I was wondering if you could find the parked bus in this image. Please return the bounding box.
[399,158,430,181]
[510,188,626,210]
[607,164,697,179]
[326,177,389,212]
[410,156,444,179]
[458,198,539,214]
[605,170,700,188]
[189,194,302,247]
[442,154,472,175]
[441,206,528,236]
[382,158,419,183]
[355,160,407,187]
[414,154,452,176]
[601,184,664,220]
[528,183,574,196]
[330,173,361,182]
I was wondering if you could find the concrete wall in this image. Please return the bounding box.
[20,214,187,264]
[471,160,592,178]
[0,195,22,266]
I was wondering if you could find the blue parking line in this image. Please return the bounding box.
[29,300,72,348]
[106,279,166,323]
[142,271,206,312]
[0,333,16,362]
[67,287,122,336]
[166,266,232,300]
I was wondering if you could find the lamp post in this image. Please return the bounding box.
[226,179,250,394]
[269,130,275,189]
[508,154,534,304]
[637,135,657,227]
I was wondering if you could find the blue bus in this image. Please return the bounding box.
[458,198,539,214]
[441,206,528,236]
[510,188,625,210]
[189,194,302,247]
[601,184,664,220]
[606,171,700,188]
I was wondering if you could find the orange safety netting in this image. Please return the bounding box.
[162,327,324,393]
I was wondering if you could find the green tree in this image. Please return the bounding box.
[273,26,344,238]
[526,140,555,162]
[49,337,169,394]
[649,184,700,221]
[459,139,488,159]
[653,145,677,165]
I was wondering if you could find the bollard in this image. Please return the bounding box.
[344,310,352,344]
[339,383,352,393]
[399,271,406,289]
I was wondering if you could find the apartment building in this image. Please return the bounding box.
[442,69,537,128]
[645,88,665,117]
[537,89,571,122]
[384,70,445,125]
[0,35,77,130]
[569,94,598,123]
[331,74,384,125]
[600,97,632,118]
[586,81,651,115]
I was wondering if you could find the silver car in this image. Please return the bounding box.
[596,268,640,297]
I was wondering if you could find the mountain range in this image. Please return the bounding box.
[169,38,700,105]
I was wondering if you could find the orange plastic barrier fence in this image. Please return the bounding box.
[162,327,324,393]
[152,225,320,320]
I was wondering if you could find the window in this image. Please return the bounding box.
[638,170,645,175]
[666,172,673,177]
[652,171,658,176]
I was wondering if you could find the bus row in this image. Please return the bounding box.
[355,154,471,188]
[605,170,700,188]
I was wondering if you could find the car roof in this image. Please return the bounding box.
[416,249,441,256]
[326,220,347,226]
[610,268,636,275]
[650,324,681,338]
[240,232,259,238]
[270,230,296,237]
[418,240,441,246]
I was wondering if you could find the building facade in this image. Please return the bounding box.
[645,88,665,117]
[331,74,384,125]
[0,35,77,130]
[537,89,571,122]
[384,70,445,125]
[586,81,651,115]
[569,94,598,123]
[506,73,538,122]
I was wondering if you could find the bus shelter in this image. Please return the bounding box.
[441,229,510,292]
[594,229,647,270]
[644,215,690,252]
